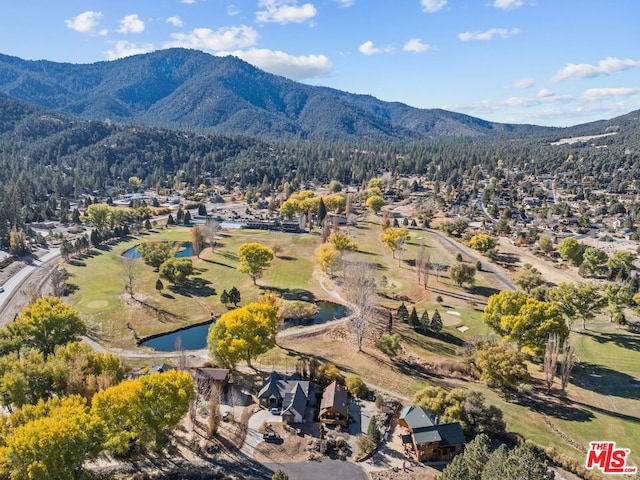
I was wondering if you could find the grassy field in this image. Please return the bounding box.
[68,226,322,346]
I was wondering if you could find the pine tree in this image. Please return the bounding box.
[397,303,409,323]
[408,307,419,329]
[183,210,191,225]
[420,310,430,334]
[431,309,443,332]
[166,214,175,226]
[367,416,381,445]
[220,290,230,306]
[318,197,327,225]
[155,278,164,293]
[229,286,241,307]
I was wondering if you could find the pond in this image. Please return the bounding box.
[140,301,348,352]
[140,322,212,351]
[121,242,194,260]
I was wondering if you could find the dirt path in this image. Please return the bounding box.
[496,237,580,286]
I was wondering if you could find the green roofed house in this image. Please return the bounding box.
[398,406,465,462]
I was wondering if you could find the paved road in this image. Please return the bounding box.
[0,248,61,325]
[263,461,366,480]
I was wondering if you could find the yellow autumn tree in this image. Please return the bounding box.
[0,395,103,480]
[207,302,277,368]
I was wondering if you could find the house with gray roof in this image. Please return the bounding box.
[399,406,465,462]
[258,371,309,424]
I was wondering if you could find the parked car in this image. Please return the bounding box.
[263,432,280,443]
[0,286,4,293]
[270,407,281,415]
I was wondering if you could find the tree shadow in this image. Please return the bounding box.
[68,260,86,267]
[576,329,640,352]
[259,286,316,301]
[468,285,500,298]
[171,278,216,298]
[161,292,175,299]
[201,258,234,269]
[571,362,640,400]
[523,391,596,422]
[277,255,296,261]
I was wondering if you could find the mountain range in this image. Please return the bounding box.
[0,48,638,143]
[0,48,562,142]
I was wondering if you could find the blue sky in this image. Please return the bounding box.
[1,0,639,127]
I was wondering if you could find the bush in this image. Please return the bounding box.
[345,376,369,399]
[356,434,377,458]
[272,469,289,480]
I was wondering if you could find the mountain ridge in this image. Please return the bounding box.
[0,48,569,142]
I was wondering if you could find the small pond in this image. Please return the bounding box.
[122,242,193,260]
[281,301,347,329]
[140,322,212,351]
[140,301,348,352]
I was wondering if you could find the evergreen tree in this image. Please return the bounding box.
[220,290,230,306]
[198,204,207,215]
[166,214,175,226]
[176,208,184,224]
[408,306,419,329]
[367,416,381,446]
[397,303,409,323]
[228,286,241,307]
[431,309,443,332]
[155,278,164,293]
[183,210,191,225]
[318,197,327,225]
[419,310,430,334]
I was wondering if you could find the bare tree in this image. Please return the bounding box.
[121,258,138,299]
[560,341,576,395]
[343,259,377,352]
[208,387,222,437]
[50,263,68,297]
[271,242,284,258]
[396,236,407,268]
[345,193,353,218]
[544,334,560,393]
[175,336,188,371]
[190,225,205,258]
[431,262,447,282]
[203,218,221,250]
[322,220,331,243]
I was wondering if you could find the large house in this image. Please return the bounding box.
[258,371,310,424]
[399,406,465,462]
[319,380,349,427]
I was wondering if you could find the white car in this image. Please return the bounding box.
[0,286,4,293]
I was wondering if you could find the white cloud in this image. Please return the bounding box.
[359,40,393,56]
[167,16,183,27]
[458,27,520,41]
[582,87,640,102]
[552,57,640,83]
[421,0,447,13]
[217,49,332,80]
[227,5,241,16]
[256,0,317,24]
[537,88,554,98]
[492,0,523,10]
[65,11,103,34]
[104,41,155,60]
[513,78,534,89]
[165,25,259,50]
[118,14,145,34]
[403,38,432,53]
[334,0,356,7]
[181,0,196,4]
